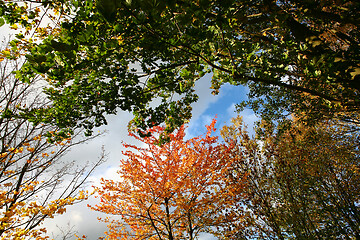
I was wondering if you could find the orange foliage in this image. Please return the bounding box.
[91,119,247,239]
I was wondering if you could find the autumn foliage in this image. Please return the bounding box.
[220,116,360,239]
[91,116,360,239]
[91,119,247,239]
[0,136,89,240]
[0,39,101,239]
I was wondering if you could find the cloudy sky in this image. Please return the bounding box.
[42,74,258,240]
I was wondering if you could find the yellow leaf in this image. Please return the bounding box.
[10,24,18,30]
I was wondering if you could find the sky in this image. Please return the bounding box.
[42,75,258,240]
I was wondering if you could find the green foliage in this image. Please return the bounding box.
[4,0,360,134]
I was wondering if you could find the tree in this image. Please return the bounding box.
[219,116,360,239]
[8,0,359,135]
[0,39,104,240]
[91,119,247,239]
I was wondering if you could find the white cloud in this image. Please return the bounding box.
[190,74,222,123]
[70,211,83,224]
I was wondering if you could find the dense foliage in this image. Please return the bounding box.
[93,116,360,239]
[220,116,360,239]
[92,119,247,239]
[1,1,359,239]
[2,0,358,134]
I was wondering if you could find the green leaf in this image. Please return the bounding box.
[0,18,5,27]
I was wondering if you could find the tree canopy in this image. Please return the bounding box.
[2,0,358,135]
[0,38,104,239]
[1,1,359,238]
[220,116,360,239]
[91,114,360,239]
[91,119,246,239]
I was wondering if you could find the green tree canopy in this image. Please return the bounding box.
[3,0,360,134]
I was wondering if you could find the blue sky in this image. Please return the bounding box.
[187,76,257,139]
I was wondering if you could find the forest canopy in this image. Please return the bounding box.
[1,0,359,135]
[1,1,360,239]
